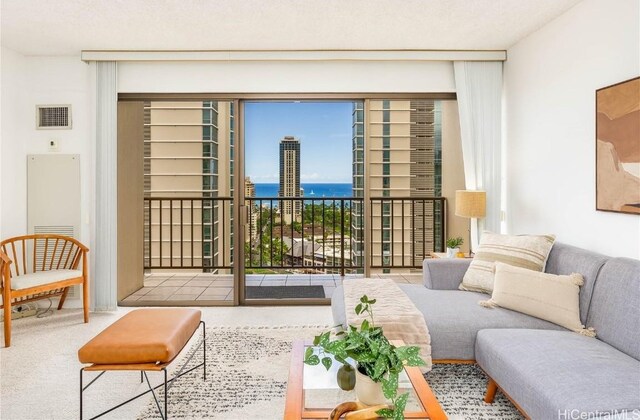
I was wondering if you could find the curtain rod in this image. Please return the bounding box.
[81,49,507,62]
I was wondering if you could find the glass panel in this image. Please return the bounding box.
[366,99,456,271]
[302,346,424,413]
[244,100,364,301]
[142,100,235,303]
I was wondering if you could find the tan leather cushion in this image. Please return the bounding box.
[78,308,201,365]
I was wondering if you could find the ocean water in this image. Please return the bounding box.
[254,183,353,198]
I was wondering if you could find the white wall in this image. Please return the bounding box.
[118,61,455,93]
[0,49,93,243]
[1,47,94,305]
[504,0,640,258]
[1,47,28,239]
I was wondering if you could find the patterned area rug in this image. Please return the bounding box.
[138,326,523,420]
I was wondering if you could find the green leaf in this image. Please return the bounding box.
[361,319,370,331]
[360,295,368,303]
[319,331,330,346]
[382,371,399,399]
[305,355,320,365]
[355,303,363,315]
[393,392,409,420]
[395,346,426,367]
[405,354,426,366]
[304,347,314,360]
[312,335,321,346]
[372,355,388,380]
[368,298,377,304]
[321,357,332,371]
[376,408,395,419]
[395,346,419,360]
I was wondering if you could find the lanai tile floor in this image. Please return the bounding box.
[121,272,423,304]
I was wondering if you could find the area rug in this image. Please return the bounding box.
[137,326,523,420]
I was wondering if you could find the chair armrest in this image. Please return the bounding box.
[422,258,472,290]
[0,250,11,292]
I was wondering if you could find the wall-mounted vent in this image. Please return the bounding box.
[36,105,72,129]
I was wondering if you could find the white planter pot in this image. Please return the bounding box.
[447,247,459,258]
[354,367,388,406]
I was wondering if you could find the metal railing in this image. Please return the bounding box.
[143,196,446,272]
[144,197,233,269]
[245,197,362,276]
[369,197,446,269]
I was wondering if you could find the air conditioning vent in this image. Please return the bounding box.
[36,105,72,129]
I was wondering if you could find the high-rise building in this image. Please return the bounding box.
[278,136,302,224]
[244,176,256,198]
[145,100,234,273]
[351,100,443,272]
[244,176,258,241]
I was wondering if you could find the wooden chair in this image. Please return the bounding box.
[0,234,89,347]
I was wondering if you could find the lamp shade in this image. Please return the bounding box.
[455,190,486,218]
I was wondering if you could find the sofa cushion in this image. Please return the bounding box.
[460,232,556,294]
[482,263,591,335]
[78,308,202,365]
[422,258,472,290]
[545,242,609,324]
[10,269,83,290]
[586,258,640,360]
[332,284,564,360]
[476,329,640,420]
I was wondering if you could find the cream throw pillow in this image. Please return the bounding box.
[479,263,595,337]
[459,232,556,294]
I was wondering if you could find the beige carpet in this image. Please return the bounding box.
[0,306,332,420]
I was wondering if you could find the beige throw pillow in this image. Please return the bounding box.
[479,263,595,337]
[459,232,556,294]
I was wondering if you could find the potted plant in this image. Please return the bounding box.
[304,295,425,419]
[446,236,464,258]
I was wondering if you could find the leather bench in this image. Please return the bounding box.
[78,308,206,420]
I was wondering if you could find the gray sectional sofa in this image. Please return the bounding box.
[331,243,640,419]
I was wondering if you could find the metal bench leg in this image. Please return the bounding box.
[164,368,169,419]
[79,368,83,420]
[201,321,207,381]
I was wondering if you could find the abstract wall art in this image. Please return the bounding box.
[596,77,640,214]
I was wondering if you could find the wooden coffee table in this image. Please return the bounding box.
[284,340,447,419]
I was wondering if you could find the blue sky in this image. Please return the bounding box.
[244,101,353,184]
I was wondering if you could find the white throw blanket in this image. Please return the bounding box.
[343,278,432,372]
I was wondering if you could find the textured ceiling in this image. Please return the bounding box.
[1,0,582,56]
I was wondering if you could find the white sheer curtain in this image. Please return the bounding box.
[453,61,502,249]
[94,61,118,311]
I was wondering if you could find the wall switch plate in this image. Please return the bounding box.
[48,140,59,152]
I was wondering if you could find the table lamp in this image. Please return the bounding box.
[455,190,486,256]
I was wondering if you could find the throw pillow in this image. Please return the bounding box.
[479,262,595,337]
[459,232,556,294]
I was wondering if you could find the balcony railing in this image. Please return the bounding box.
[143,196,446,273]
[143,197,233,270]
[245,197,361,275]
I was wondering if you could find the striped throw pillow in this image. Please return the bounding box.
[459,232,556,294]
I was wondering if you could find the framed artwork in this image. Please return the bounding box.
[596,76,640,214]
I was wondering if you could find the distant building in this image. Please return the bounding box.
[278,136,302,224]
[244,177,258,241]
[145,100,234,273]
[244,176,256,198]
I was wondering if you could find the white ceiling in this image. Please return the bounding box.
[1,0,582,56]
